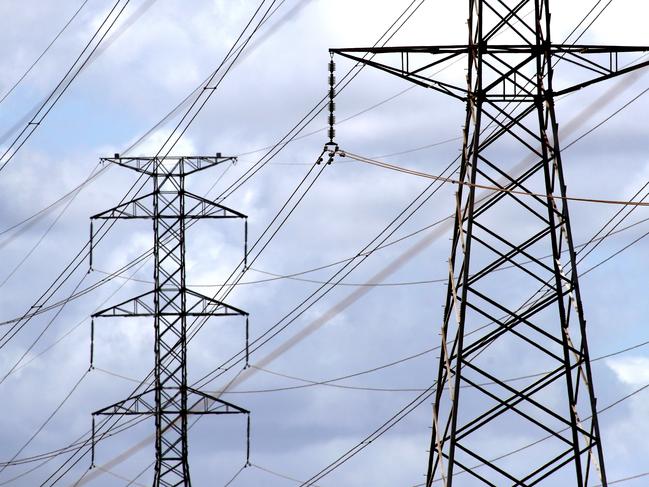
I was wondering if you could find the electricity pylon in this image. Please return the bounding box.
[331,1,649,485]
[89,155,250,486]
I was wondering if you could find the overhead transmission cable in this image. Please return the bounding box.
[0,0,161,149]
[280,0,644,485]
[69,145,330,487]
[0,0,166,359]
[2,11,288,480]
[189,0,621,393]
[0,0,130,175]
[92,332,649,395]
[0,0,91,107]
[0,0,277,357]
[0,0,608,408]
[0,2,287,484]
[4,0,428,414]
[341,149,649,208]
[0,0,166,242]
[64,6,628,480]
[298,376,649,486]
[5,191,647,334]
[0,0,166,290]
[0,243,161,483]
[0,0,296,362]
[3,0,632,482]
[302,160,649,486]
[23,1,437,484]
[0,0,629,244]
[0,0,311,299]
[7,70,645,338]
[4,2,304,485]
[0,369,88,477]
[60,52,649,487]
[2,172,647,480]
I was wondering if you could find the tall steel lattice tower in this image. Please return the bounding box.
[332,1,649,485]
[89,155,250,486]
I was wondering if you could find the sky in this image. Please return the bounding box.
[1,0,649,486]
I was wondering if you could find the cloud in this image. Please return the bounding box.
[607,356,649,386]
[2,1,649,486]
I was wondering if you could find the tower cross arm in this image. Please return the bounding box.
[100,154,237,177]
[330,46,470,101]
[331,44,649,102]
[91,193,155,220]
[92,388,249,417]
[186,388,250,415]
[93,390,157,416]
[92,289,248,318]
[549,44,649,96]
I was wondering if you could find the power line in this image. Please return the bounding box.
[0,3,292,485]
[0,1,158,359]
[6,164,649,344]
[301,375,649,487]
[32,3,440,484]
[10,0,644,482]
[0,0,162,149]
[0,164,102,287]
[295,2,649,483]
[0,369,89,476]
[215,0,431,202]
[174,0,649,426]
[0,0,91,107]
[0,0,130,175]
[0,0,300,246]
[3,26,632,480]
[0,4,292,482]
[222,464,248,487]
[251,463,321,485]
[0,0,282,356]
[91,326,649,396]
[249,463,649,487]
[342,149,649,208]
[6,81,646,336]
[0,23,296,487]
[191,74,647,396]
[4,241,155,383]
[607,471,649,486]
[0,0,615,249]
[5,169,649,424]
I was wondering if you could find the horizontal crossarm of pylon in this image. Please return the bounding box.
[91,191,246,220]
[93,388,248,417]
[100,155,237,176]
[183,191,247,219]
[331,46,470,101]
[552,44,649,95]
[91,193,155,219]
[186,387,250,415]
[93,389,157,416]
[331,44,649,101]
[92,289,247,318]
[186,289,248,316]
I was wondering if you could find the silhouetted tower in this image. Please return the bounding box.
[89,155,250,486]
[332,1,649,485]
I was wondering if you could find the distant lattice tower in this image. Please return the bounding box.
[331,1,649,485]
[90,155,250,486]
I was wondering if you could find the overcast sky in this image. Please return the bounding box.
[1,1,649,486]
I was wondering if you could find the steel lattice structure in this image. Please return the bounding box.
[89,155,250,487]
[332,1,649,485]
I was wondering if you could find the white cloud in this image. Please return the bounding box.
[607,356,649,386]
[2,1,649,486]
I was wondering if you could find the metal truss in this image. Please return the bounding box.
[89,155,249,487]
[332,1,649,486]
